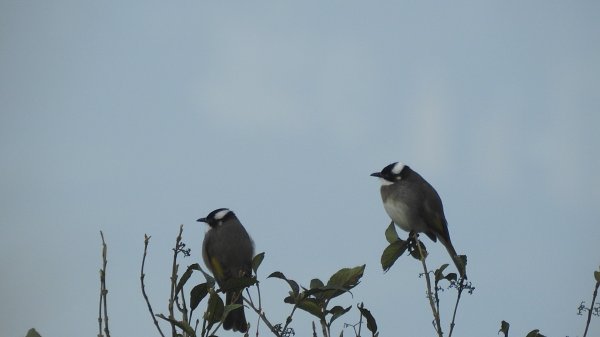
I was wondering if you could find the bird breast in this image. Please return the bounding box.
[383,198,413,233]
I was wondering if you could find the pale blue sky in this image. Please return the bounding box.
[1,1,599,337]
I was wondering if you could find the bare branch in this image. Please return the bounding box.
[140,234,166,337]
[414,234,442,337]
[243,295,281,337]
[99,231,111,337]
[583,279,600,337]
[169,225,185,337]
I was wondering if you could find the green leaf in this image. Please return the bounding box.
[268,271,300,296]
[434,264,450,283]
[357,303,378,336]
[25,329,42,337]
[252,252,265,274]
[381,240,408,272]
[310,278,325,289]
[223,303,243,323]
[594,270,600,283]
[176,263,201,295]
[204,290,224,324]
[328,305,352,326]
[190,283,209,311]
[283,295,295,304]
[525,329,544,337]
[327,265,365,288]
[323,265,365,299]
[498,320,509,336]
[305,279,326,300]
[327,264,366,289]
[196,265,216,287]
[304,285,352,300]
[385,221,399,243]
[297,297,324,319]
[445,273,458,282]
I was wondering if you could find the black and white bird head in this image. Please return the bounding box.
[197,208,235,228]
[370,162,409,185]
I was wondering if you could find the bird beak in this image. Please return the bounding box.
[370,172,382,178]
[197,217,207,223]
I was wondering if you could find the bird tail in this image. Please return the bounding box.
[438,237,467,279]
[224,291,248,332]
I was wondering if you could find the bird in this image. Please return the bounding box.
[371,162,466,278]
[197,208,255,332]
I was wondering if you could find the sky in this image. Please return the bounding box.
[1,1,599,337]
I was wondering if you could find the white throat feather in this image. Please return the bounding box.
[379,178,395,186]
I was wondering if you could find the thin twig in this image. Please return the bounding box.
[193,319,200,337]
[357,303,364,337]
[434,282,441,320]
[208,320,224,337]
[175,289,189,328]
[178,290,190,333]
[99,231,111,337]
[239,260,283,337]
[415,234,443,337]
[249,284,263,337]
[200,314,208,337]
[583,280,600,337]
[447,277,466,337]
[98,233,105,337]
[282,304,298,335]
[175,287,192,336]
[243,296,281,336]
[140,234,166,337]
[169,225,185,337]
[320,317,329,337]
[98,273,103,337]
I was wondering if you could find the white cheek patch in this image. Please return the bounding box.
[379,178,395,186]
[391,162,406,175]
[214,209,231,220]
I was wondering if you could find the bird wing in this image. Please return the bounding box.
[203,232,227,283]
[421,182,452,243]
